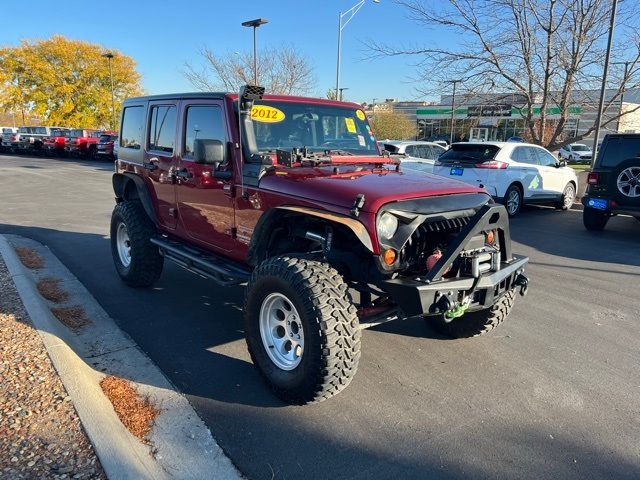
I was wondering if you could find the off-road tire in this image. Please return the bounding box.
[583,206,609,231]
[555,182,576,210]
[110,201,163,287]
[430,289,516,339]
[244,256,361,404]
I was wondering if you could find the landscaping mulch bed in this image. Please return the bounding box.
[0,257,105,480]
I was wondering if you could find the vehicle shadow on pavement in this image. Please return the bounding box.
[510,207,640,268]
[0,223,286,408]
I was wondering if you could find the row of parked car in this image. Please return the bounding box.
[382,139,579,217]
[0,126,119,160]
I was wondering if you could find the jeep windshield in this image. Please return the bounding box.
[251,101,379,156]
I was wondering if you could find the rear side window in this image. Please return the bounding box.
[511,146,537,165]
[120,106,144,149]
[439,144,500,163]
[599,136,640,167]
[183,105,226,160]
[148,105,177,153]
[382,143,400,154]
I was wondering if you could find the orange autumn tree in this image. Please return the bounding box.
[0,35,143,129]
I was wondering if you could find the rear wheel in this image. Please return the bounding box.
[503,184,522,217]
[555,182,576,210]
[430,290,516,338]
[244,256,361,404]
[110,201,163,287]
[583,206,609,231]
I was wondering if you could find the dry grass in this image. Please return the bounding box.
[99,376,158,442]
[14,247,44,269]
[50,306,89,330]
[36,277,69,303]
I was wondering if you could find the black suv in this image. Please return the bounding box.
[582,134,640,230]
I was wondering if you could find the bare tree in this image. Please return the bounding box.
[370,0,640,149]
[184,45,316,96]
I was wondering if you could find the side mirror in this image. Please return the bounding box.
[194,139,224,165]
[556,160,567,168]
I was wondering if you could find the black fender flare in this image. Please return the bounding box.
[112,172,159,226]
[246,206,374,266]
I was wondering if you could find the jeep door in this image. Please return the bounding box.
[145,101,178,229]
[175,100,235,252]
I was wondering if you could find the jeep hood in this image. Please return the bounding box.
[260,163,486,213]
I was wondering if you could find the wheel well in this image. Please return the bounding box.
[506,182,523,198]
[247,210,377,283]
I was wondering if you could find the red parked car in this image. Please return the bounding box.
[43,128,71,156]
[95,132,119,160]
[65,129,102,158]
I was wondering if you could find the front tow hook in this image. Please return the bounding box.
[514,273,529,297]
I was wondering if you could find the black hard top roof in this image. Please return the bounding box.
[124,92,227,103]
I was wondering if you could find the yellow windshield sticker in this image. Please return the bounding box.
[355,109,366,121]
[344,117,357,133]
[251,105,285,123]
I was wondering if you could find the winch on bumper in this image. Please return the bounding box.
[376,203,529,317]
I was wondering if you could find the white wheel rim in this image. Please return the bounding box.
[116,223,132,267]
[564,185,575,208]
[507,190,520,214]
[617,167,640,198]
[259,293,304,371]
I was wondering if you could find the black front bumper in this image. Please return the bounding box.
[379,254,528,316]
[376,202,529,317]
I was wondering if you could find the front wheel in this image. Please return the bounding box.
[583,206,609,231]
[244,256,361,404]
[555,183,576,210]
[430,290,516,338]
[110,201,163,287]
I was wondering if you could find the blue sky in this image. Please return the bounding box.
[1,0,441,103]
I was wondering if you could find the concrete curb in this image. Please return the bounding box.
[0,234,242,480]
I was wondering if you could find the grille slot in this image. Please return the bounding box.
[400,216,470,269]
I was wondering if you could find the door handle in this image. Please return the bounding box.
[175,168,193,179]
[143,157,159,171]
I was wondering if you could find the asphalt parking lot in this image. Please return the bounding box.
[1,153,638,480]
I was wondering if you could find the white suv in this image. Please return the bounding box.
[432,142,578,216]
[382,140,446,173]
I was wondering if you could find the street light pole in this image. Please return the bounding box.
[335,0,379,99]
[592,0,618,167]
[447,79,462,145]
[241,18,268,85]
[102,52,116,131]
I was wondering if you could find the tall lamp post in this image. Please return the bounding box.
[592,0,618,167]
[335,0,379,99]
[447,79,462,145]
[102,52,116,130]
[241,18,268,85]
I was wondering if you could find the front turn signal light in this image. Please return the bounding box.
[383,248,397,265]
[486,230,495,244]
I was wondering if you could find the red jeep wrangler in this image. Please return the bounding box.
[110,86,529,404]
[65,129,102,158]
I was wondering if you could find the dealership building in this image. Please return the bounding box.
[373,89,640,144]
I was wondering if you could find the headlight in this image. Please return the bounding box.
[377,212,398,240]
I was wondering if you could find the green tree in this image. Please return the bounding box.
[0,35,143,129]
[371,110,416,140]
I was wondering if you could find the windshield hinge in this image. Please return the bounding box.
[350,194,366,217]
